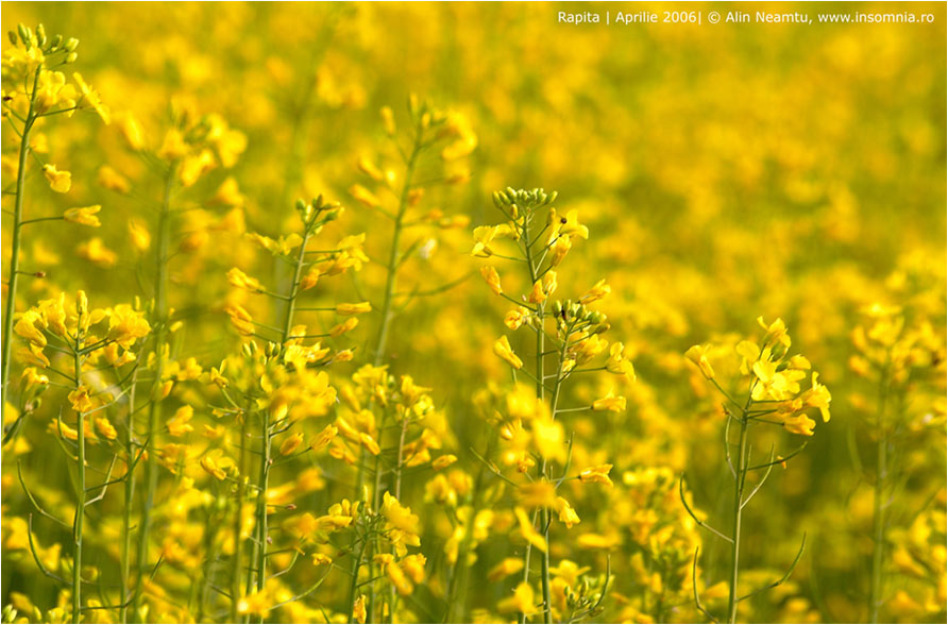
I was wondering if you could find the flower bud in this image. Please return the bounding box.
[64,37,79,52]
[36,24,46,47]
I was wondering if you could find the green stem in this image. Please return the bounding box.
[869,366,890,624]
[727,415,750,624]
[255,410,271,597]
[133,167,175,622]
[1,68,40,397]
[121,375,137,624]
[232,408,251,622]
[347,537,369,624]
[72,342,85,624]
[373,127,422,367]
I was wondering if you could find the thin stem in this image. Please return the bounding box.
[232,406,251,622]
[70,317,86,624]
[869,364,890,624]
[121,372,138,624]
[1,66,40,396]
[134,167,175,622]
[727,414,750,624]
[373,123,423,367]
[255,410,271,599]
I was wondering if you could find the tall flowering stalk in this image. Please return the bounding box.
[473,188,632,623]
[14,291,149,623]
[217,195,367,621]
[347,96,474,619]
[125,104,247,622]
[683,317,831,624]
[1,24,109,418]
[847,303,944,623]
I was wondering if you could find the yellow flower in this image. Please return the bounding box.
[498,581,537,615]
[504,307,530,330]
[801,372,832,422]
[353,595,367,624]
[310,424,338,452]
[73,73,110,124]
[554,497,581,528]
[557,210,589,239]
[335,302,372,315]
[330,317,359,337]
[108,304,151,348]
[400,553,427,584]
[225,304,254,336]
[64,205,102,227]
[167,406,194,437]
[488,558,524,582]
[280,432,304,456]
[592,390,626,412]
[493,336,523,370]
[527,280,547,304]
[432,454,457,470]
[685,344,715,379]
[127,218,151,251]
[311,553,332,566]
[201,449,235,481]
[14,311,46,348]
[579,279,611,304]
[68,387,95,414]
[94,417,117,440]
[77,238,118,267]
[579,464,614,487]
[514,507,547,553]
[607,343,637,383]
[781,413,816,437]
[43,164,71,193]
[350,184,381,208]
[550,234,572,267]
[480,265,503,295]
[117,112,145,150]
[226,267,264,292]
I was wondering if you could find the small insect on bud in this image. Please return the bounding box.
[33,271,46,278]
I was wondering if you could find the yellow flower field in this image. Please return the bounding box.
[1,3,945,624]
